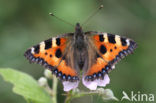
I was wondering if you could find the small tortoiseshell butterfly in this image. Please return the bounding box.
[24,23,137,91]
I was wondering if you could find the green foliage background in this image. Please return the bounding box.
[0,0,156,103]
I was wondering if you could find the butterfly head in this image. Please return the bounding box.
[75,23,83,35]
[75,23,81,29]
[74,23,84,42]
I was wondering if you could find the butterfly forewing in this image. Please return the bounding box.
[24,34,79,82]
[83,31,137,81]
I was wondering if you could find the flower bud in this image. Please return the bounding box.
[38,77,48,87]
[44,69,53,79]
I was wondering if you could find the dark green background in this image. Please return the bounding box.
[0,0,156,103]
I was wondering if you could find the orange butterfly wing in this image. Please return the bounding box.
[24,36,78,81]
[84,32,137,80]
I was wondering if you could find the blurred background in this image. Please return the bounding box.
[0,0,156,103]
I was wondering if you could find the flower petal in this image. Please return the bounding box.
[82,78,97,90]
[97,74,110,86]
[82,74,110,90]
[62,81,79,92]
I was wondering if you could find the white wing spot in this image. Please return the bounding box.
[40,42,45,52]
[52,38,57,47]
[31,47,35,54]
[115,35,121,45]
[104,33,108,42]
[126,39,130,46]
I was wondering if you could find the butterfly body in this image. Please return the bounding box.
[24,23,137,91]
[70,23,88,71]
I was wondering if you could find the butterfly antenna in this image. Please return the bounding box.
[49,13,74,27]
[82,5,103,26]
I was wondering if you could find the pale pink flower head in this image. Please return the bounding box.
[61,74,110,91]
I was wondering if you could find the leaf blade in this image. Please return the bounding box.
[0,68,52,103]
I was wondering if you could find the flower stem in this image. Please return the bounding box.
[52,75,58,103]
[64,92,72,103]
[65,96,71,103]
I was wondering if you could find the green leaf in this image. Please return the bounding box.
[0,68,52,103]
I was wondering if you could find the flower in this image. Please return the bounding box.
[82,74,110,90]
[62,74,110,91]
[62,81,79,92]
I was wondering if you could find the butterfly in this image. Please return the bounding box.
[24,23,137,91]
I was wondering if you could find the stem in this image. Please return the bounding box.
[64,97,71,103]
[64,92,72,103]
[64,91,99,103]
[52,75,58,103]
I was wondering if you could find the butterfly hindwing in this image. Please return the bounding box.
[24,34,79,82]
[84,32,137,80]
